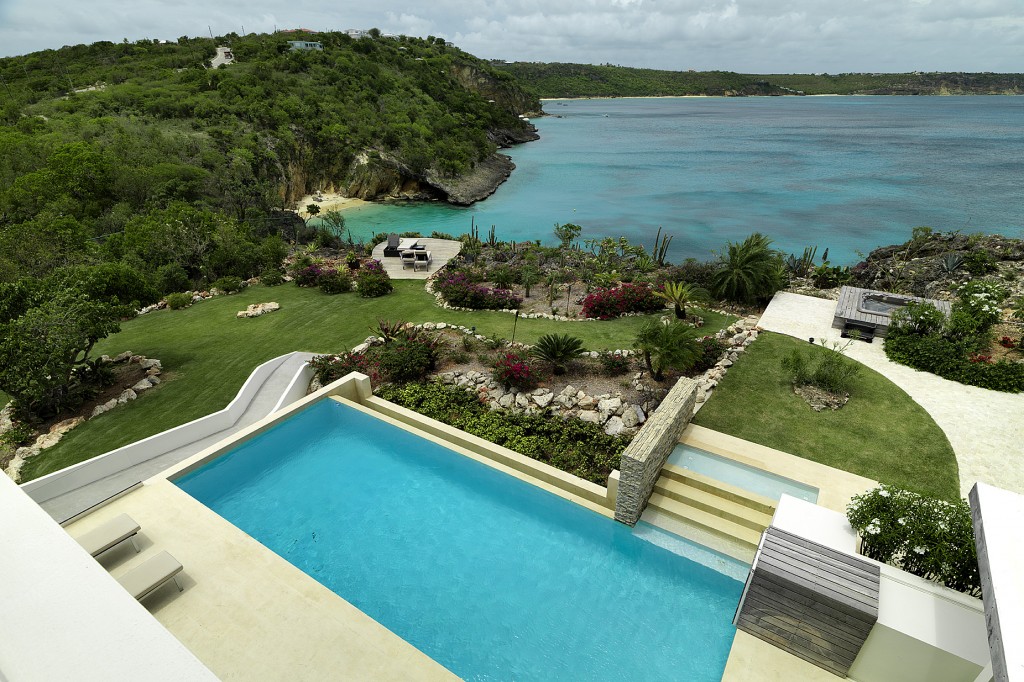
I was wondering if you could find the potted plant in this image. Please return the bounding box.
[346,251,360,270]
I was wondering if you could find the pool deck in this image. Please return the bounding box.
[65,479,456,681]
[370,238,462,280]
[760,291,1024,498]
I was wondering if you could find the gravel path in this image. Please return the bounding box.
[759,292,1024,498]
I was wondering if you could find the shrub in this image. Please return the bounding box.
[156,263,191,295]
[712,232,786,303]
[294,264,329,287]
[211,276,244,293]
[166,292,192,309]
[378,382,628,484]
[599,351,632,375]
[885,333,1024,392]
[952,280,1004,331]
[493,352,542,390]
[375,337,437,383]
[634,320,703,381]
[435,271,522,310]
[318,270,352,294]
[582,283,662,319]
[356,268,393,298]
[531,334,585,375]
[847,485,980,596]
[309,351,380,386]
[655,259,718,291]
[962,249,998,276]
[692,337,726,374]
[655,281,710,320]
[260,269,285,286]
[781,340,861,394]
[888,301,946,337]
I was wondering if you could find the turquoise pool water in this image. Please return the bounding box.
[667,444,819,503]
[176,400,745,681]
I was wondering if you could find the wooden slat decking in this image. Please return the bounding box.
[832,286,952,337]
[734,527,880,678]
[370,238,462,280]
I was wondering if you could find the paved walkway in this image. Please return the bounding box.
[370,238,461,280]
[40,353,316,522]
[759,292,1024,497]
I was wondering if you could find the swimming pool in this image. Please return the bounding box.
[176,399,744,681]
[667,444,819,503]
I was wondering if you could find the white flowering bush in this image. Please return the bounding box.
[953,280,1005,330]
[847,485,981,597]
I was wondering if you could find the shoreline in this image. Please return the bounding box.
[295,193,369,217]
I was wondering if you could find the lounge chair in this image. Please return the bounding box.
[383,233,402,257]
[400,250,417,269]
[74,513,141,557]
[414,250,432,271]
[117,550,184,601]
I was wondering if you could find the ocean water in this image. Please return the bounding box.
[176,399,744,681]
[335,96,1024,264]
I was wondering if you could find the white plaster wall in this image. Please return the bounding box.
[770,496,990,681]
[0,473,216,681]
[21,352,297,503]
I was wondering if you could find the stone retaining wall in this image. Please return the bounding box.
[614,376,699,525]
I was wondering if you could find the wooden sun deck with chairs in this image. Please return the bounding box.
[371,237,462,280]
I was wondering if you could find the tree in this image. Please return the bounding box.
[0,290,123,419]
[553,222,582,249]
[305,203,321,224]
[319,209,346,237]
[655,281,710,320]
[633,320,702,381]
[711,232,785,304]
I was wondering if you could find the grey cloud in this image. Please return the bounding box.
[1,0,1022,71]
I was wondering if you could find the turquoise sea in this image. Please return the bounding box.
[335,96,1024,264]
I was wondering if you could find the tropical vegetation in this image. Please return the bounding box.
[847,485,980,596]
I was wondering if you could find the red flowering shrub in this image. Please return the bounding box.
[582,283,663,319]
[493,352,541,390]
[969,353,993,364]
[999,336,1017,349]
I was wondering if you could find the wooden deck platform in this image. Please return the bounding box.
[831,286,952,338]
[370,238,462,280]
[734,527,880,678]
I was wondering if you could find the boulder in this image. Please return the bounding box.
[578,395,598,410]
[533,392,553,408]
[560,385,578,397]
[498,393,514,409]
[597,396,622,416]
[578,410,604,425]
[139,358,162,370]
[237,302,281,319]
[132,379,153,393]
[621,406,640,429]
[118,389,137,404]
[515,393,531,409]
[112,351,133,363]
[604,416,626,436]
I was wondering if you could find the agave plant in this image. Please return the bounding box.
[530,333,585,375]
[939,253,965,276]
[655,281,710,320]
[633,320,703,381]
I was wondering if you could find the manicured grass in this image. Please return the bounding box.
[21,281,734,480]
[693,332,960,500]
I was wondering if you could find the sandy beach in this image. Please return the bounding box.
[294,192,369,217]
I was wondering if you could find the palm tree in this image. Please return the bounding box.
[531,333,584,375]
[711,232,785,304]
[633,320,702,381]
[655,281,710,320]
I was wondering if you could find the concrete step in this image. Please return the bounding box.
[660,463,777,516]
[647,492,765,551]
[652,479,773,532]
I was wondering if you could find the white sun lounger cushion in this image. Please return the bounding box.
[74,514,141,557]
[117,550,184,601]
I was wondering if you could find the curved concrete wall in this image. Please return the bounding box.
[21,353,309,505]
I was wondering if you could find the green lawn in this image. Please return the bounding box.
[21,281,734,480]
[693,332,960,500]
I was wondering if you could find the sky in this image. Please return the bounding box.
[1,0,1022,72]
